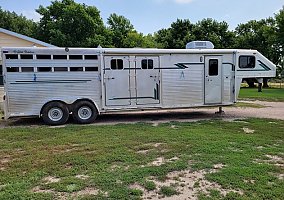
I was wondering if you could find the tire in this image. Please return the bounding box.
[42,102,69,125]
[72,101,98,124]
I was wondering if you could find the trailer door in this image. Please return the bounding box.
[204,56,222,104]
[135,56,160,105]
[104,56,131,106]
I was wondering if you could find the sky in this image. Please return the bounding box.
[0,0,283,34]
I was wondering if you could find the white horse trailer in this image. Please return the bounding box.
[1,45,276,125]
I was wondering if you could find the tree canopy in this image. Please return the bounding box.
[1,1,284,76]
[35,0,107,47]
[0,7,36,37]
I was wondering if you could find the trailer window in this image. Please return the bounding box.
[85,55,98,60]
[70,67,83,71]
[111,59,123,70]
[239,56,255,68]
[20,54,33,59]
[7,67,19,72]
[21,67,34,72]
[69,55,83,60]
[209,59,218,76]
[54,67,68,72]
[141,59,154,69]
[53,55,67,60]
[37,67,52,72]
[36,54,51,59]
[85,67,98,72]
[5,54,18,59]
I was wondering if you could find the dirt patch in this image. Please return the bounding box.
[170,125,178,129]
[0,184,6,190]
[153,143,166,148]
[0,158,11,164]
[110,164,129,171]
[32,186,108,199]
[228,147,243,152]
[254,155,284,168]
[145,157,180,167]
[277,174,284,180]
[150,157,165,167]
[242,128,255,134]
[51,145,79,154]
[168,156,179,162]
[75,175,90,180]
[32,186,53,194]
[256,146,264,150]
[136,143,167,155]
[266,155,284,167]
[137,149,151,154]
[130,163,242,199]
[42,176,61,184]
[244,179,255,184]
[73,187,100,196]
[213,163,226,169]
[0,156,12,171]
[266,155,283,162]
[64,163,73,169]
[152,122,159,127]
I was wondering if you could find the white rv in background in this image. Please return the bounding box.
[1,42,276,125]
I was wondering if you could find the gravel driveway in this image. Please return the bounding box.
[95,100,284,125]
[219,100,284,120]
[1,100,282,127]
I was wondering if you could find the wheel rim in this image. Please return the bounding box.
[48,107,63,122]
[78,106,92,120]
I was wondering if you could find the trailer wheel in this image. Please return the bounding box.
[72,101,98,124]
[42,102,69,125]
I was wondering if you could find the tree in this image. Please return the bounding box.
[275,6,284,78]
[155,18,235,49]
[154,28,171,49]
[142,34,163,48]
[0,7,37,37]
[155,19,194,49]
[193,18,236,48]
[122,31,144,48]
[107,13,134,47]
[235,18,279,63]
[36,0,108,47]
[235,18,280,87]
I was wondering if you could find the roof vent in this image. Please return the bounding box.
[186,41,214,49]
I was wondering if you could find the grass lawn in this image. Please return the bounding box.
[234,102,266,108]
[239,88,284,102]
[0,119,283,199]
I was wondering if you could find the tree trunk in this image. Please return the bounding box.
[263,78,269,88]
[245,78,256,88]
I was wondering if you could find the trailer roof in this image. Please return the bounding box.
[1,47,258,55]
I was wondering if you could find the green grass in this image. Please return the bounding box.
[141,181,156,191]
[0,119,283,199]
[234,102,266,108]
[239,88,284,102]
[159,186,178,197]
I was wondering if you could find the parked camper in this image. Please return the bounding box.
[1,44,276,125]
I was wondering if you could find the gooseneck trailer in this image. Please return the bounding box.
[1,43,276,125]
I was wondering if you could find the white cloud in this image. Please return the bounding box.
[22,10,41,22]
